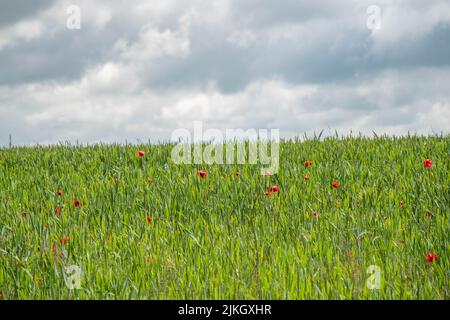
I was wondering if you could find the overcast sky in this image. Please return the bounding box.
[0,0,449,145]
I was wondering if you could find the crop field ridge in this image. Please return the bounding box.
[0,135,448,299]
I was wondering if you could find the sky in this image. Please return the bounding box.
[0,0,449,146]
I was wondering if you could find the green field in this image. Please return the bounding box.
[0,135,449,299]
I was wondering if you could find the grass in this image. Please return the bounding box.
[0,135,448,299]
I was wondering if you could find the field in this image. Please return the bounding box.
[0,135,449,299]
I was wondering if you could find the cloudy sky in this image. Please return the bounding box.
[0,0,449,145]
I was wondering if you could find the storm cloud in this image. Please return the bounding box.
[0,0,449,145]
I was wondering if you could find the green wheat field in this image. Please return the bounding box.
[0,135,449,299]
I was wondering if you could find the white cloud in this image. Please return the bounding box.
[2,66,446,145]
[0,19,45,49]
[119,25,191,61]
[227,30,257,48]
[417,102,450,133]
[370,0,450,45]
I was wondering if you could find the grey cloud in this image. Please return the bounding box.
[138,10,450,93]
[0,0,56,27]
[1,0,450,90]
[229,0,347,27]
[0,0,449,146]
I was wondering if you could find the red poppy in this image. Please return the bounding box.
[331,181,340,189]
[426,252,438,263]
[137,150,145,157]
[196,170,207,179]
[51,244,56,254]
[59,236,70,245]
[304,160,313,168]
[146,215,153,223]
[54,205,62,215]
[304,175,310,180]
[73,199,80,208]
[56,189,63,196]
[312,211,318,218]
[270,185,280,193]
[423,159,432,168]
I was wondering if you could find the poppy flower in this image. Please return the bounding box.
[265,185,279,196]
[311,211,319,218]
[54,205,62,215]
[196,170,207,179]
[59,236,70,245]
[137,150,145,157]
[331,181,340,189]
[56,189,63,196]
[51,244,56,254]
[304,160,313,168]
[73,199,80,208]
[304,175,310,180]
[426,252,438,263]
[269,185,280,193]
[423,159,433,168]
[146,215,153,223]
